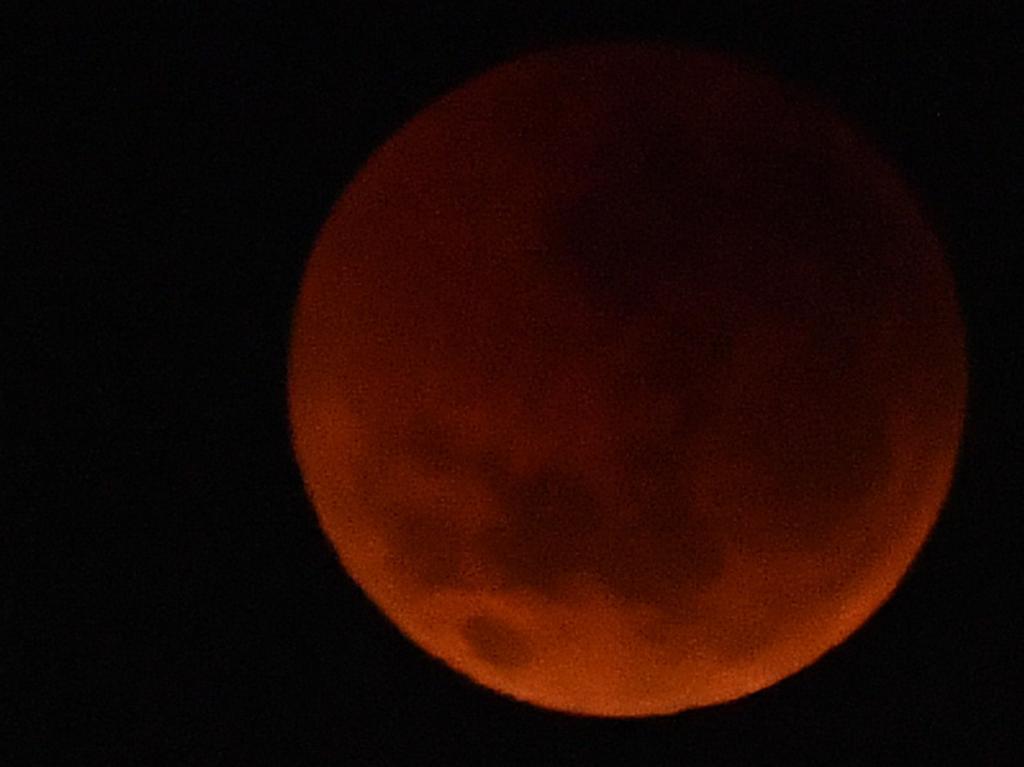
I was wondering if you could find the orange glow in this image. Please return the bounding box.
[287,44,967,717]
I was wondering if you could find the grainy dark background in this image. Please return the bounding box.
[7,2,1021,763]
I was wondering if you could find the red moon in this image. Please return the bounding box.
[287,44,967,717]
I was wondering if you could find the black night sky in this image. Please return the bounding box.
[9,3,1021,764]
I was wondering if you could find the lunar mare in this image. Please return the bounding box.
[288,44,967,717]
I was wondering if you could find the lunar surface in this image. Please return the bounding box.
[287,44,967,717]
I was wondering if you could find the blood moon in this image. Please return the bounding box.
[287,44,967,717]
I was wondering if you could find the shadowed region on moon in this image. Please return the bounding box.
[370,411,727,613]
[480,464,604,597]
[288,43,967,716]
[461,613,536,670]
